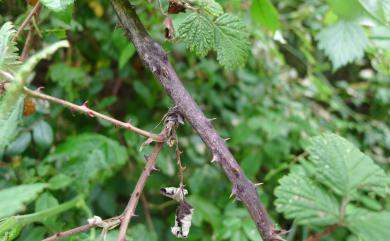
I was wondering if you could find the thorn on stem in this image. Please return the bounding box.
[210,155,218,163]
[229,186,242,202]
[224,137,231,142]
[125,123,133,130]
[229,187,237,199]
[80,101,95,117]
[151,164,159,172]
[36,86,45,92]
[254,182,263,187]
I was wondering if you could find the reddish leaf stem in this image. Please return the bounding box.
[23,87,164,142]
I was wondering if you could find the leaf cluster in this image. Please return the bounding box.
[275,133,390,241]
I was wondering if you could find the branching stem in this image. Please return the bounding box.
[12,2,41,41]
[117,142,164,241]
[110,0,284,240]
[305,224,340,241]
[23,87,164,142]
[42,216,122,241]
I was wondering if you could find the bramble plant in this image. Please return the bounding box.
[0,1,389,241]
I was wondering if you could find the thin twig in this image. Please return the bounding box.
[20,29,34,61]
[42,223,97,241]
[148,199,176,210]
[42,216,122,241]
[305,224,340,241]
[174,132,184,186]
[12,2,41,41]
[23,87,164,142]
[117,142,164,241]
[140,194,156,232]
[156,0,166,16]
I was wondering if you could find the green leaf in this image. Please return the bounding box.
[274,166,340,226]
[178,12,249,69]
[384,0,390,21]
[0,223,22,241]
[371,26,390,51]
[346,206,390,241]
[0,183,47,219]
[214,13,250,69]
[0,22,20,74]
[250,0,280,32]
[0,41,66,151]
[190,0,224,16]
[188,196,221,229]
[307,133,389,197]
[0,195,82,235]
[16,227,46,241]
[127,224,157,241]
[316,21,368,70]
[35,192,59,212]
[48,62,86,100]
[40,0,75,12]
[48,174,73,190]
[5,131,31,156]
[0,40,62,157]
[178,13,215,57]
[326,0,365,20]
[44,133,127,190]
[15,40,69,84]
[242,218,262,241]
[119,44,136,69]
[35,192,59,227]
[32,120,54,149]
[358,0,387,24]
[0,97,24,157]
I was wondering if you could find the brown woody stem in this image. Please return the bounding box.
[110,1,284,240]
[306,224,340,241]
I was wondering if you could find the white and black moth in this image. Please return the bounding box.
[160,187,188,202]
[172,200,194,238]
[160,187,194,238]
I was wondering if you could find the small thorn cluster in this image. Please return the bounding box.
[80,101,95,117]
[229,185,241,202]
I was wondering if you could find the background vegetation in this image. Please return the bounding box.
[0,0,389,241]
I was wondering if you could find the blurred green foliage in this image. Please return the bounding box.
[0,0,389,241]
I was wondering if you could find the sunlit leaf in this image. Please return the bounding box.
[0,183,47,219]
[307,133,389,197]
[358,0,387,24]
[0,97,24,157]
[274,166,340,226]
[178,13,215,57]
[316,21,368,70]
[346,206,390,241]
[250,0,280,32]
[40,0,75,12]
[214,13,250,69]
[0,21,20,74]
[326,0,365,20]
[191,0,224,16]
